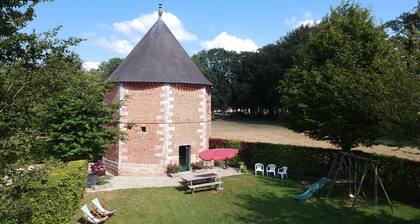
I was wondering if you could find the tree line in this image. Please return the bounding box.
[193,4,419,118]
[192,1,420,150]
[192,24,316,118]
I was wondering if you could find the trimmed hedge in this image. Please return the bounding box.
[210,138,420,204]
[0,160,88,224]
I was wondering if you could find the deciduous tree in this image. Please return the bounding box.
[385,2,419,76]
[192,49,240,111]
[281,1,419,151]
[0,0,119,174]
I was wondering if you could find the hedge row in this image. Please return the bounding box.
[0,160,88,224]
[210,138,420,204]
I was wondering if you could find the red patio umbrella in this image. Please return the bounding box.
[199,148,239,174]
[199,148,239,161]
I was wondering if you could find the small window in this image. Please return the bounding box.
[141,126,147,132]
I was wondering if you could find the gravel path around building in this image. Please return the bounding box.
[87,167,242,192]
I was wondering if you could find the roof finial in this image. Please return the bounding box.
[158,3,163,19]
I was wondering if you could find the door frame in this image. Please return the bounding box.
[179,145,191,172]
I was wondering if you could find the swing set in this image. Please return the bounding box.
[320,152,393,212]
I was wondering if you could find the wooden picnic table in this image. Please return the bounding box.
[181,172,223,195]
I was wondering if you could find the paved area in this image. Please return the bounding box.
[87,167,242,192]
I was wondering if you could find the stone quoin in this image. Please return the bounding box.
[104,5,211,176]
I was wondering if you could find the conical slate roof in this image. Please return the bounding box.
[108,19,211,86]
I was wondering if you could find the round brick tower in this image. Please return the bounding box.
[104,7,211,176]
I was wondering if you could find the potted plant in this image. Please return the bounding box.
[166,163,180,177]
[191,161,205,172]
[90,160,106,176]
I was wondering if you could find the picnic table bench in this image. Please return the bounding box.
[181,173,223,195]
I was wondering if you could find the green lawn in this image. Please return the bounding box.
[75,175,420,224]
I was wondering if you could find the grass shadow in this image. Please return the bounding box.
[229,190,418,224]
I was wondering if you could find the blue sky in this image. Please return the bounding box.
[25,0,417,69]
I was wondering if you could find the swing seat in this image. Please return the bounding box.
[334,179,355,184]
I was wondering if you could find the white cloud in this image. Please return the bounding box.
[112,11,197,42]
[82,61,100,71]
[97,37,133,55]
[201,32,258,52]
[285,12,320,28]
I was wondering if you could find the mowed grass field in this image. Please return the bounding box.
[211,119,420,161]
[75,175,420,224]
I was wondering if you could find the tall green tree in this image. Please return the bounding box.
[0,0,118,173]
[281,1,419,151]
[192,49,241,111]
[385,2,420,144]
[91,57,123,81]
[0,0,46,65]
[230,51,261,114]
[385,2,419,76]
[232,25,316,118]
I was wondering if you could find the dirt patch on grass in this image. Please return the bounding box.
[211,119,420,161]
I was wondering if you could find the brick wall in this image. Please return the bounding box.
[104,85,119,163]
[104,82,211,176]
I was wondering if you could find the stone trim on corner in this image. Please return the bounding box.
[155,84,175,165]
[118,83,129,163]
[198,87,207,153]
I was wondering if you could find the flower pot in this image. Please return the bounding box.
[95,170,105,176]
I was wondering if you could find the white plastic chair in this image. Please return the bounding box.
[92,198,116,216]
[81,204,107,224]
[266,164,276,177]
[277,166,288,179]
[254,163,264,176]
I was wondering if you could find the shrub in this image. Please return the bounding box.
[0,160,88,224]
[225,139,241,167]
[227,139,241,149]
[90,160,105,176]
[209,138,420,204]
[166,163,180,174]
[209,138,229,149]
[191,161,205,171]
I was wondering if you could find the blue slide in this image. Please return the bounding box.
[296,177,330,202]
